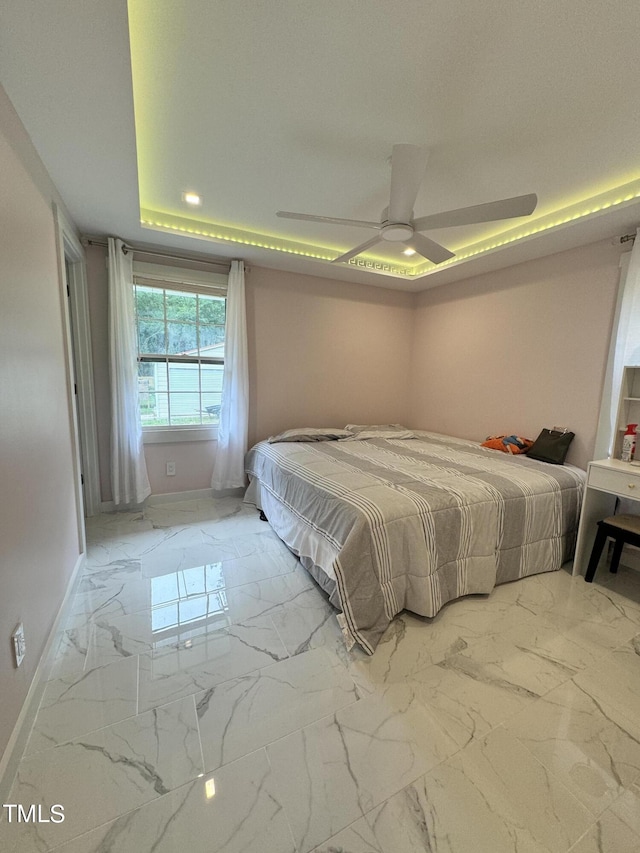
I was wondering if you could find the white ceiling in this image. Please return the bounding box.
[2,0,640,291]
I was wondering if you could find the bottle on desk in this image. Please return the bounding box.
[621,423,638,462]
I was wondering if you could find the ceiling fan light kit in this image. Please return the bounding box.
[277,144,538,267]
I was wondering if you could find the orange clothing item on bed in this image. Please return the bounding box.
[481,435,534,454]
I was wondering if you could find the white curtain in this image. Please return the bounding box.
[594,229,640,459]
[108,237,151,506]
[212,259,249,490]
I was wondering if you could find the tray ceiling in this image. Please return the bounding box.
[2,0,640,290]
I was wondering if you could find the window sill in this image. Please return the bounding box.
[143,426,219,444]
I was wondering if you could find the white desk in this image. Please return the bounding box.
[573,458,640,576]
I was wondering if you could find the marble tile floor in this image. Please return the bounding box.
[1,496,640,852]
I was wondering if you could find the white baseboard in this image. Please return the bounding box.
[146,488,214,505]
[147,487,244,504]
[100,499,146,513]
[0,551,85,803]
[99,487,244,514]
[213,487,245,498]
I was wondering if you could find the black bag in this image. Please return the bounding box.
[527,427,575,465]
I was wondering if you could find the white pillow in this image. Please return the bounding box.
[343,429,415,441]
[345,423,410,434]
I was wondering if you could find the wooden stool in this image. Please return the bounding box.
[584,514,640,582]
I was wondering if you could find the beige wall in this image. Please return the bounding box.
[86,251,414,498]
[245,266,414,445]
[144,440,218,494]
[409,240,625,469]
[87,239,624,496]
[0,89,81,758]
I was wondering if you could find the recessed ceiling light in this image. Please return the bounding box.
[182,192,202,206]
[403,248,416,256]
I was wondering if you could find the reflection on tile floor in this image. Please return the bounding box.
[1,496,640,852]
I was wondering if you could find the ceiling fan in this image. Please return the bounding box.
[277,145,537,265]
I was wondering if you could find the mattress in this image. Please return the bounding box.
[245,431,585,654]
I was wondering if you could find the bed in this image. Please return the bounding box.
[244,429,585,654]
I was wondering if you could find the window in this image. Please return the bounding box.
[133,262,228,431]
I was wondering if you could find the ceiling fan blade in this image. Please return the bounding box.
[388,145,429,224]
[413,193,538,232]
[406,234,455,265]
[277,211,381,230]
[331,235,383,264]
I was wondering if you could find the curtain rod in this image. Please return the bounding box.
[83,237,234,272]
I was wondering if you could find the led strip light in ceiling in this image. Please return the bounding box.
[140,177,640,280]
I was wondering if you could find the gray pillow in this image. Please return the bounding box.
[268,427,354,443]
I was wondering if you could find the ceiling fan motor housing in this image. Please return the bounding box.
[381,222,414,242]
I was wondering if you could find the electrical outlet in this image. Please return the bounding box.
[12,623,26,668]
[166,461,176,476]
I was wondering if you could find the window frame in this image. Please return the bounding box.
[133,262,228,444]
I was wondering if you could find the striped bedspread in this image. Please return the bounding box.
[245,431,585,654]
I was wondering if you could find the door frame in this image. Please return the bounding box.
[53,204,101,519]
